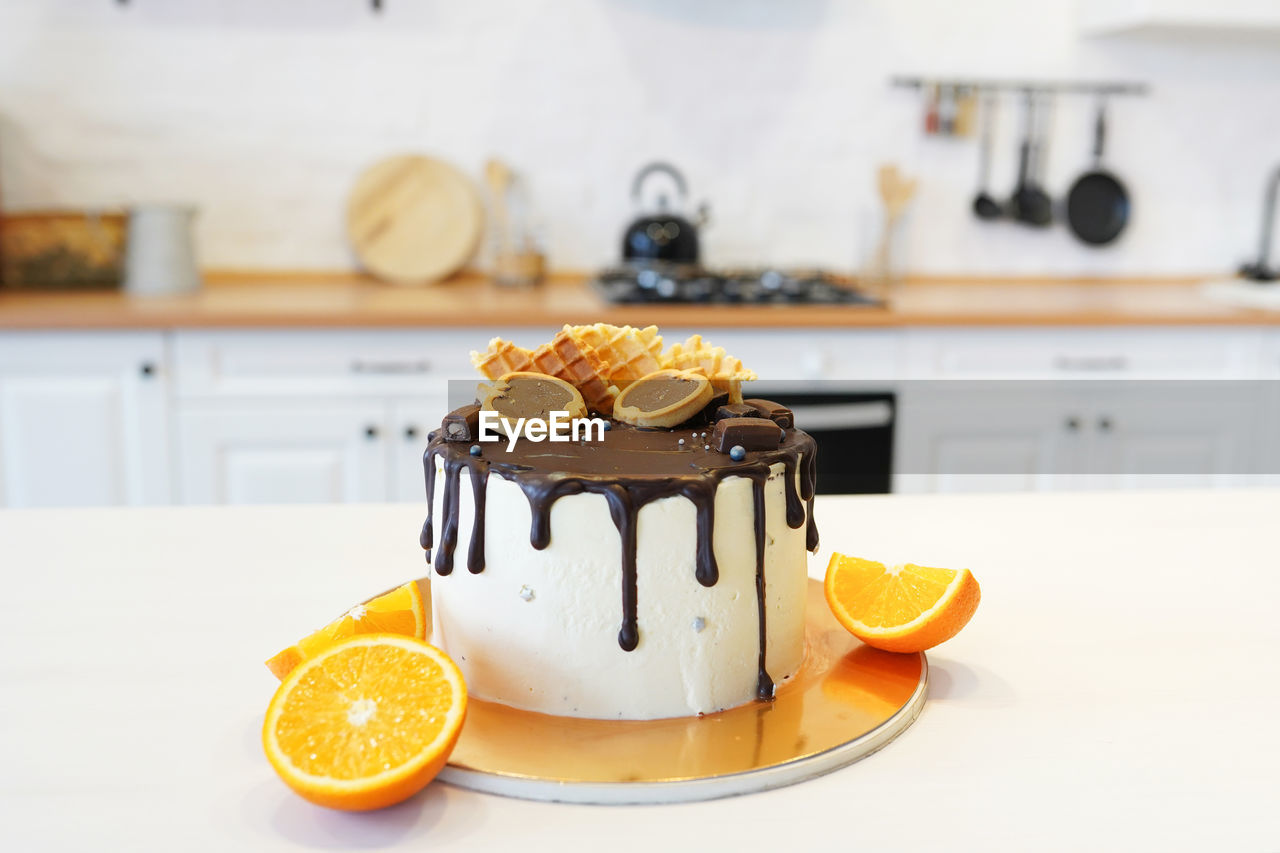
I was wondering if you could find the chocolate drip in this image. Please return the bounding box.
[427,453,495,576]
[751,474,775,700]
[802,446,819,551]
[466,463,488,574]
[604,485,640,652]
[780,455,805,530]
[520,477,644,650]
[421,448,435,561]
[420,422,819,683]
[692,490,717,587]
[526,478,582,550]
[436,458,463,575]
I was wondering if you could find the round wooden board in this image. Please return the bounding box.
[346,154,483,286]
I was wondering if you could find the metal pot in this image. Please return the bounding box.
[621,162,709,264]
[124,204,201,296]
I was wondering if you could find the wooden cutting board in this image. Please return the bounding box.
[346,154,483,285]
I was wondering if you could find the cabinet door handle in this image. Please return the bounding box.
[364,425,380,439]
[1053,355,1129,372]
[350,360,431,375]
[1064,417,1081,432]
[139,361,156,378]
[1097,416,1113,433]
[404,425,419,440]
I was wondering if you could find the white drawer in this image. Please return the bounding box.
[903,327,1265,379]
[172,329,556,398]
[661,328,902,382]
[1263,330,1280,378]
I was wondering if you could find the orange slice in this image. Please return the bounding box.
[265,581,426,680]
[263,633,467,811]
[824,554,980,653]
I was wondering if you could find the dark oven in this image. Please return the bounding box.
[752,385,895,495]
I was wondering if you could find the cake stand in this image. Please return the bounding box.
[401,577,927,805]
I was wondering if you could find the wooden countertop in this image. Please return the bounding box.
[0,270,1275,329]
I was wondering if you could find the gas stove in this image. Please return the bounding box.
[591,263,881,306]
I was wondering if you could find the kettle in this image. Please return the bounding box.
[621,162,709,265]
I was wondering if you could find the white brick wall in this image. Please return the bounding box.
[1,0,1278,276]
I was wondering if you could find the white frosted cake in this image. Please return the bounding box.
[420,326,818,720]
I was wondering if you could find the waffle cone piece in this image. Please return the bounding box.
[529,328,619,414]
[569,323,664,387]
[662,334,757,403]
[470,337,536,380]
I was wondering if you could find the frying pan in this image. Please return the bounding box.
[1066,101,1130,246]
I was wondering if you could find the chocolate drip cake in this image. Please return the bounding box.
[421,326,818,720]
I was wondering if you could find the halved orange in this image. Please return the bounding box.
[263,633,467,811]
[824,553,980,653]
[265,581,426,679]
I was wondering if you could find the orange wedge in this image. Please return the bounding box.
[263,633,467,811]
[265,581,426,679]
[824,553,980,653]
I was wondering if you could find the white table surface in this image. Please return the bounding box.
[3,491,1279,851]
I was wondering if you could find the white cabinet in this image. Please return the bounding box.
[901,327,1264,380]
[665,328,902,382]
[894,328,1271,491]
[1263,334,1280,485]
[175,402,389,505]
[0,332,171,507]
[391,399,448,504]
[1087,386,1262,489]
[1264,331,1280,379]
[895,381,1265,493]
[171,330,459,505]
[171,329,479,399]
[176,397,449,506]
[895,386,1087,493]
[0,325,1274,505]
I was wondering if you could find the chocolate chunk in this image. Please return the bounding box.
[713,417,783,453]
[442,404,481,442]
[743,398,794,430]
[683,391,730,427]
[715,402,764,421]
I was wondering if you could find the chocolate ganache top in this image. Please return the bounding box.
[420,403,818,701]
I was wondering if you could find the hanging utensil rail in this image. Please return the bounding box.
[890,77,1148,97]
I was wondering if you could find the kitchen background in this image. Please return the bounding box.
[3,0,1280,275]
[1,0,1279,509]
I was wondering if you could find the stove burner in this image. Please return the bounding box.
[592,263,880,306]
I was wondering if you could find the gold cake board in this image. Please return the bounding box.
[409,577,927,805]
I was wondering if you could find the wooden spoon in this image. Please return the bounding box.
[869,164,918,298]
